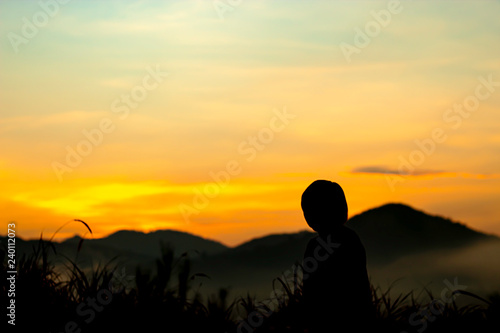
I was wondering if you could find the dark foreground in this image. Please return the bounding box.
[1,239,499,333]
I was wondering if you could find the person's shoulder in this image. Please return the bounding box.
[304,234,321,255]
[305,234,319,248]
[339,226,364,247]
[342,225,361,239]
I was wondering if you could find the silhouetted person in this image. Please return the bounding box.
[301,180,374,332]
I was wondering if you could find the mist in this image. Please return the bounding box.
[367,240,500,299]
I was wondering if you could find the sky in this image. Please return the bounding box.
[1,0,499,247]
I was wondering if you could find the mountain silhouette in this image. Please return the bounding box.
[67,229,228,257]
[4,203,496,267]
[348,203,494,264]
[193,203,498,296]
[3,203,498,297]
[2,229,228,270]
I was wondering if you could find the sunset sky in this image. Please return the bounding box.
[1,1,499,246]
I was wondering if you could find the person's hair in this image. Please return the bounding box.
[301,180,348,233]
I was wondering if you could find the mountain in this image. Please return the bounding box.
[194,203,495,273]
[192,204,498,295]
[1,229,228,271]
[3,203,498,298]
[64,229,228,258]
[348,203,494,264]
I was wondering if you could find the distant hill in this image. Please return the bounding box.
[190,203,498,295]
[347,203,494,264]
[195,203,494,272]
[191,231,315,293]
[2,203,498,298]
[0,229,228,270]
[64,229,228,258]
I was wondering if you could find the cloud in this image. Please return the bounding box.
[350,166,500,179]
[351,166,444,176]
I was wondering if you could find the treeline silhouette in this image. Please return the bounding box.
[1,237,499,333]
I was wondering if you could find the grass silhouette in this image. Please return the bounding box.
[1,229,499,332]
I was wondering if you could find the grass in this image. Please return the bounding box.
[1,229,499,332]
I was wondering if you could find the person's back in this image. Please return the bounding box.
[300,180,374,332]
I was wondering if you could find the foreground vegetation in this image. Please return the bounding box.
[1,235,499,333]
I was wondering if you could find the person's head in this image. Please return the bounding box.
[301,180,348,234]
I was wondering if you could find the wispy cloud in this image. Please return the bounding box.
[351,166,444,176]
[350,166,500,179]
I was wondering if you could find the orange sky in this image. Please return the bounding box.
[1,1,499,246]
